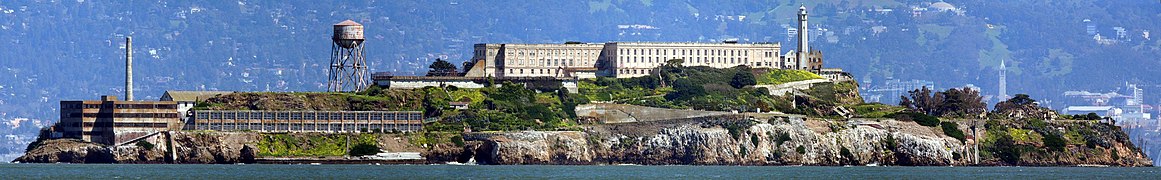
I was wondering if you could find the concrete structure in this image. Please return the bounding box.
[456,6,826,80]
[818,68,853,82]
[328,20,369,92]
[125,37,134,101]
[187,110,423,133]
[58,96,180,145]
[603,42,784,78]
[466,43,606,78]
[797,5,810,70]
[374,75,579,93]
[465,42,785,79]
[160,90,234,120]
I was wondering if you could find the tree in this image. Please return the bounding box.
[348,142,382,156]
[1085,112,1101,120]
[426,58,458,76]
[900,86,936,114]
[899,87,986,118]
[729,70,756,89]
[1007,94,1036,106]
[665,79,705,101]
[994,94,1037,113]
[934,88,987,117]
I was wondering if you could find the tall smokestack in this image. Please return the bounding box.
[126,36,133,101]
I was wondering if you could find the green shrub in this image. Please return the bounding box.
[776,132,792,146]
[884,133,898,149]
[893,112,940,127]
[796,145,806,154]
[349,143,381,156]
[839,147,854,162]
[451,135,465,147]
[1042,132,1066,152]
[750,134,760,146]
[135,140,155,150]
[941,122,966,142]
[723,121,753,140]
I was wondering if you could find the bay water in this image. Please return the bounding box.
[3,164,1159,179]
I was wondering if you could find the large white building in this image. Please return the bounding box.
[464,42,788,78]
[463,5,823,79]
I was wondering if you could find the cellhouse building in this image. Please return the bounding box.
[461,5,823,79]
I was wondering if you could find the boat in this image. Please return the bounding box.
[865,163,879,167]
[310,163,322,166]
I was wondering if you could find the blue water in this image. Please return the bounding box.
[2,164,1160,179]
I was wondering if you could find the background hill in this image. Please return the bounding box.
[0,0,1159,161]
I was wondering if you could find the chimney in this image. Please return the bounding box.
[126,36,133,101]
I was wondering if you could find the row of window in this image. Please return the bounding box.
[64,113,180,118]
[62,103,177,110]
[621,56,761,66]
[618,48,774,58]
[619,69,653,75]
[64,122,170,128]
[189,124,422,132]
[507,68,561,76]
[505,58,594,67]
[506,49,599,57]
[194,111,423,121]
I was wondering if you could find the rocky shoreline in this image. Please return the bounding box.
[15,116,1152,166]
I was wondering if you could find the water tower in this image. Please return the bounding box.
[328,20,369,92]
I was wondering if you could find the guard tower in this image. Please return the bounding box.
[328,20,369,92]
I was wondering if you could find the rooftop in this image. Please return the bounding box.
[162,90,235,102]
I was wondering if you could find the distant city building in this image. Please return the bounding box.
[1060,83,1152,123]
[1114,27,1128,40]
[863,79,936,105]
[57,96,180,145]
[1084,19,1097,35]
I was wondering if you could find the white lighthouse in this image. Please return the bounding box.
[797,5,810,70]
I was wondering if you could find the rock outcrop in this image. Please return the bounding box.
[457,115,1150,166]
[16,139,115,163]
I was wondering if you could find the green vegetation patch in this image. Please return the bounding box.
[256,133,380,157]
[892,112,940,127]
[941,122,966,142]
[852,103,905,118]
[199,89,424,111]
[756,69,823,85]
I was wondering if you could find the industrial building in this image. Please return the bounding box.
[57,96,180,145]
[187,110,424,133]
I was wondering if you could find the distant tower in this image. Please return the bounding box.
[125,36,134,101]
[797,5,810,70]
[998,59,1008,100]
[328,20,369,92]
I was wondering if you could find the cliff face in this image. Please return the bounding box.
[17,132,262,164]
[16,132,426,164]
[459,116,1151,166]
[17,118,1150,166]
